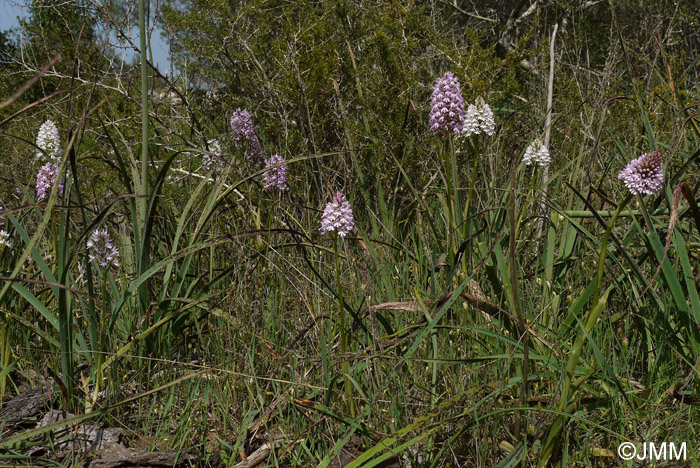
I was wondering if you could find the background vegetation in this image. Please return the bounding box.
[0,0,699,466]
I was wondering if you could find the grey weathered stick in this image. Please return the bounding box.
[539,23,558,236]
[231,435,287,468]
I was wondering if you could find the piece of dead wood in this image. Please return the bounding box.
[329,435,363,468]
[668,385,700,405]
[360,290,558,355]
[89,449,193,468]
[363,301,422,314]
[34,409,123,455]
[248,389,290,437]
[328,435,401,468]
[360,290,499,319]
[231,434,286,468]
[468,279,493,322]
[328,447,400,468]
[0,380,54,425]
[527,395,610,409]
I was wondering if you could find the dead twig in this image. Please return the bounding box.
[231,434,287,468]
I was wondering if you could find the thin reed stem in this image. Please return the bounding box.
[139,0,149,225]
[442,140,454,255]
[334,236,354,417]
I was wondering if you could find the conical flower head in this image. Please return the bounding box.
[618,149,664,195]
[36,120,61,161]
[462,98,495,137]
[0,230,11,248]
[36,162,64,201]
[320,192,355,237]
[429,72,465,135]
[230,108,256,142]
[476,98,495,136]
[262,154,288,191]
[523,138,551,167]
[230,108,263,164]
[462,104,480,137]
[201,139,223,173]
[0,195,9,247]
[87,229,120,268]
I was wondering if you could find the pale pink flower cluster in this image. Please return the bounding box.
[230,108,263,164]
[36,120,61,161]
[87,229,120,268]
[0,230,11,248]
[201,139,223,173]
[429,72,465,135]
[262,154,288,191]
[618,149,664,195]
[462,98,495,137]
[36,162,64,201]
[320,192,355,237]
[523,138,551,167]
